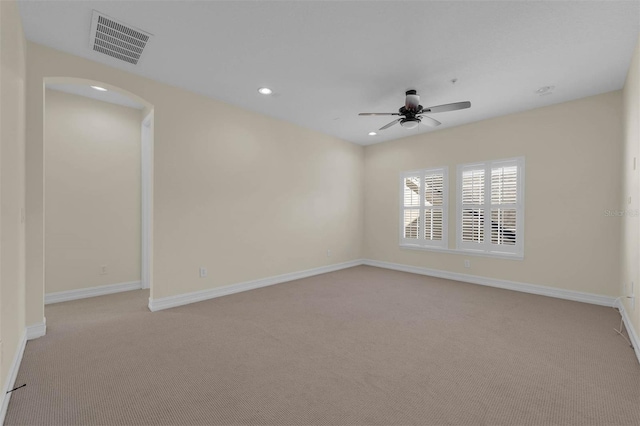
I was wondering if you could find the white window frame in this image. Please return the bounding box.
[399,167,448,249]
[456,157,524,258]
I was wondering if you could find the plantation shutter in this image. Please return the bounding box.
[491,165,518,246]
[402,173,421,240]
[461,168,485,244]
[400,168,448,248]
[457,158,524,257]
[424,173,444,241]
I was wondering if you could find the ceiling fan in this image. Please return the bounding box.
[359,90,471,131]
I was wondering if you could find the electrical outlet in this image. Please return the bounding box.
[100,265,107,275]
[199,267,207,278]
[327,249,331,257]
[464,260,470,268]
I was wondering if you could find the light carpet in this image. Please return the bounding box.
[5,265,640,425]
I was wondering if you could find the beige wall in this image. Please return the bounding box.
[44,89,141,294]
[622,35,640,331]
[26,43,364,322]
[364,91,623,296]
[0,0,26,407]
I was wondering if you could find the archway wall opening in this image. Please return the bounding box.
[43,79,150,301]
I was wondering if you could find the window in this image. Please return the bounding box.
[400,168,448,248]
[457,157,524,257]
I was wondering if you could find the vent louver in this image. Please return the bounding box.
[89,11,152,65]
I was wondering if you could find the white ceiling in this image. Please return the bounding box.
[17,1,640,145]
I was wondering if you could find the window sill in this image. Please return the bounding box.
[399,244,524,260]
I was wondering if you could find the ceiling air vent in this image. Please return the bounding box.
[89,10,152,65]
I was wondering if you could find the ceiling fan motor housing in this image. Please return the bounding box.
[399,106,423,117]
[405,89,421,112]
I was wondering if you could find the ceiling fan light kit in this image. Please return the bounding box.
[400,118,420,129]
[359,90,471,132]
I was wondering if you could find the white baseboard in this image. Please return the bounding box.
[148,260,363,312]
[147,256,618,314]
[26,319,47,340]
[0,319,49,423]
[615,299,640,365]
[0,331,27,425]
[45,280,142,305]
[363,259,617,307]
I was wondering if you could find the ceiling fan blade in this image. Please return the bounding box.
[418,115,441,127]
[379,118,401,130]
[405,92,420,111]
[358,112,400,116]
[422,101,471,114]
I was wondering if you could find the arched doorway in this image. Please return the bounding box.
[41,77,154,318]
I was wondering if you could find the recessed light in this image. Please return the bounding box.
[368,132,377,136]
[258,87,273,95]
[91,86,107,92]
